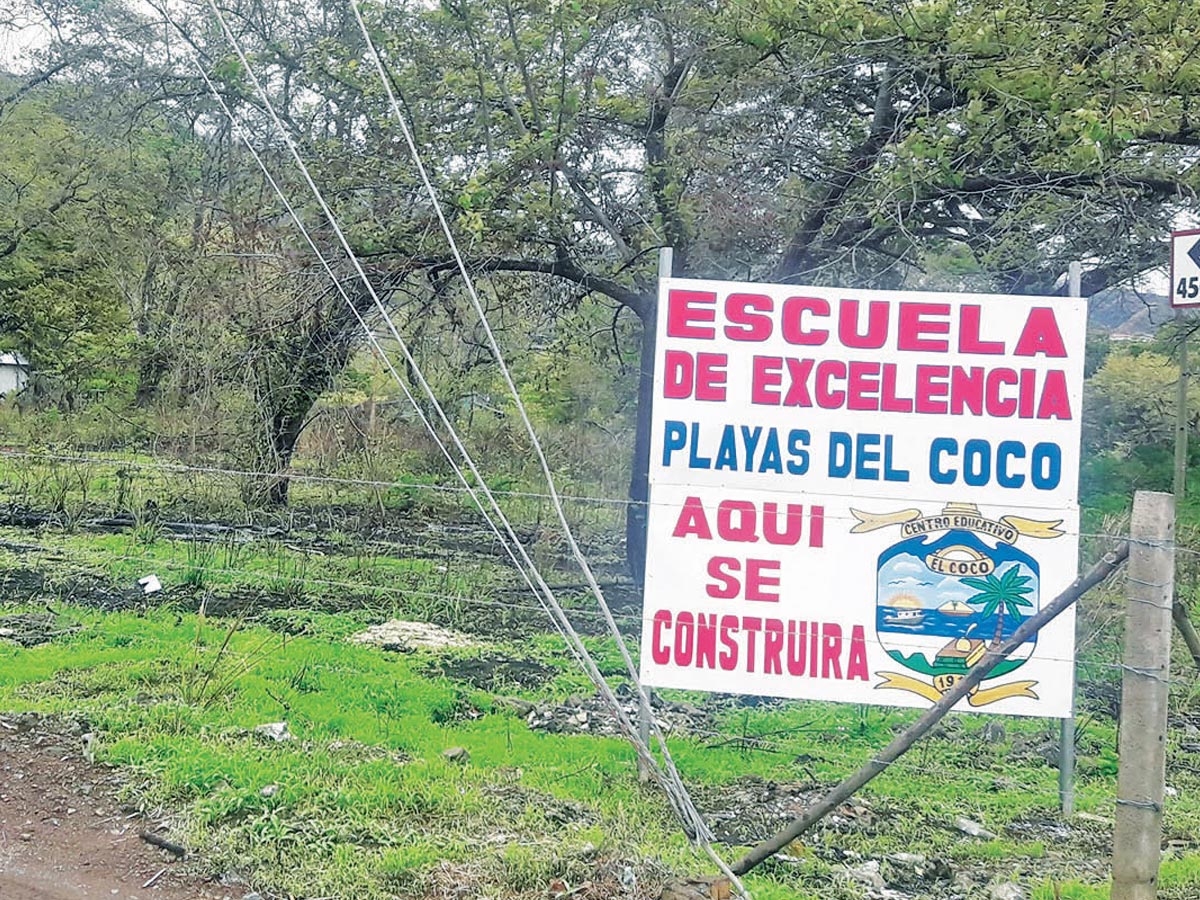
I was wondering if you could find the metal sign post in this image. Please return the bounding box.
[1166,230,1200,679]
[638,247,674,783]
[1175,309,1188,502]
[1059,262,1082,816]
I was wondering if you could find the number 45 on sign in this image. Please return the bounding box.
[1172,228,1200,306]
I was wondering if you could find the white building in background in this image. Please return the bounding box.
[0,352,30,396]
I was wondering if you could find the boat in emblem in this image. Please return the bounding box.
[938,600,973,616]
[882,594,926,627]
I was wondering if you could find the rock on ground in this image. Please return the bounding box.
[253,721,293,742]
[987,883,1026,900]
[660,876,732,899]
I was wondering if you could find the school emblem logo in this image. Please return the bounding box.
[851,502,1063,707]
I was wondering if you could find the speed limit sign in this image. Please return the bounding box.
[1172,228,1200,307]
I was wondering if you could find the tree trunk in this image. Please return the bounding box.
[245,283,373,507]
[265,406,308,505]
[134,348,171,407]
[626,294,657,583]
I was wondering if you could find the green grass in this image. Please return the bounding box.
[6,594,1200,899]
[4,450,1200,897]
[0,524,537,631]
[0,604,685,897]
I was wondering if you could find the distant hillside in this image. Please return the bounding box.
[1087,288,1172,339]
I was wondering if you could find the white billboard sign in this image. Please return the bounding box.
[639,278,1087,718]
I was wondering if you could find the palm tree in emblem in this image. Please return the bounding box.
[962,565,1034,647]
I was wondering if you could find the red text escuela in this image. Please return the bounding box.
[662,291,1073,419]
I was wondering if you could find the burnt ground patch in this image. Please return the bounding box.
[0,567,45,601]
[0,611,81,647]
[428,652,557,691]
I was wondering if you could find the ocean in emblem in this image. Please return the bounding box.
[876,604,1027,641]
[875,529,1040,681]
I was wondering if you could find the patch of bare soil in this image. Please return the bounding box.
[694,776,877,846]
[0,568,45,602]
[429,653,556,691]
[0,612,80,648]
[0,714,232,900]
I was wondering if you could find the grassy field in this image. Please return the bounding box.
[2,451,1200,898]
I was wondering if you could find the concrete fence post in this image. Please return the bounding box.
[1111,490,1175,900]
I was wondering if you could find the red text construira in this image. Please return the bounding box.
[649,612,869,681]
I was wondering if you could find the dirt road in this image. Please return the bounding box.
[0,714,231,900]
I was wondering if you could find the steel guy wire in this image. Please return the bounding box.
[353,0,1111,881]
[8,540,1184,788]
[6,538,1145,721]
[1114,798,1162,812]
[5,601,1165,793]
[2,521,1171,718]
[181,45,589,680]
[0,448,645,508]
[210,13,736,871]
[182,46,646,707]
[12,10,1151,879]
[178,18,575,667]
[10,534,644,626]
[192,1,691,836]
[0,441,1097,517]
[11,539,1130,673]
[0,453,1142,667]
[0,507,1146,666]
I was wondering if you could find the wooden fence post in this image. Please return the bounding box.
[1111,490,1175,900]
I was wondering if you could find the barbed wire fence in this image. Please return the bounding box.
[7,447,1200,898]
[0,448,1194,752]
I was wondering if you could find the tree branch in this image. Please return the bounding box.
[645,57,692,267]
[774,63,898,282]
[0,171,91,260]
[0,54,80,113]
[419,251,649,317]
[951,171,1191,198]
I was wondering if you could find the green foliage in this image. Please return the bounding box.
[1,0,1198,514]
[963,567,1035,615]
[0,93,132,401]
[1080,347,1200,504]
[0,595,1175,900]
[1085,350,1192,451]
